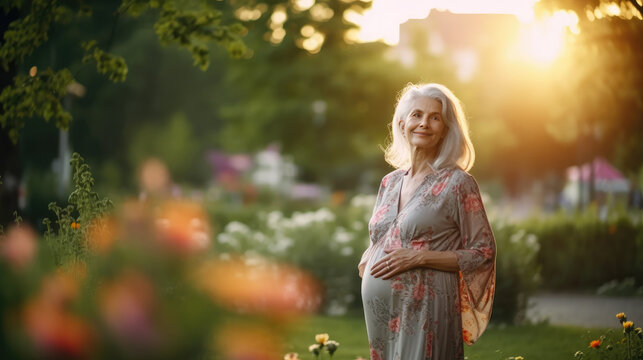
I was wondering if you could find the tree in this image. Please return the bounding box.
[536,0,643,203]
[216,0,458,188]
[0,0,248,224]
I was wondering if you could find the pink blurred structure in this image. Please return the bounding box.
[566,157,630,192]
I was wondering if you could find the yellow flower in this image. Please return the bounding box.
[616,312,626,320]
[315,333,329,345]
[514,357,525,360]
[284,352,299,360]
[29,66,37,77]
[623,321,634,332]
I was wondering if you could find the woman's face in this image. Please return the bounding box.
[399,97,447,153]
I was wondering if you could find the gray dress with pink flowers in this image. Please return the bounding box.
[359,167,496,360]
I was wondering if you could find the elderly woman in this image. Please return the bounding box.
[359,83,496,359]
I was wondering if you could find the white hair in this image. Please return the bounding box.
[383,83,475,171]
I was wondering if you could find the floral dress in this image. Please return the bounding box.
[359,166,496,360]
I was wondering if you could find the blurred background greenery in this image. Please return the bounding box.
[1,0,643,358]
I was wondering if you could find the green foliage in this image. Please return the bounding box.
[128,112,204,183]
[492,223,542,323]
[150,3,248,69]
[0,0,77,70]
[120,0,248,69]
[43,152,112,265]
[0,68,73,143]
[81,40,128,82]
[524,210,643,290]
[0,0,248,143]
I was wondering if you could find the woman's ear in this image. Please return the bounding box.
[398,119,405,131]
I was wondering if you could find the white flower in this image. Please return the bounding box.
[226,221,251,234]
[350,194,376,209]
[253,231,268,243]
[266,210,284,229]
[510,229,526,244]
[333,227,353,244]
[315,207,336,222]
[525,234,540,251]
[217,233,240,248]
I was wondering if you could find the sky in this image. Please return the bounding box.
[348,0,566,45]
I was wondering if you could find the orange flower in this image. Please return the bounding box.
[590,339,601,348]
[155,200,212,254]
[616,312,626,320]
[29,66,37,77]
[70,222,81,230]
[194,257,321,318]
[623,321,634,332]
[86,216,118,253]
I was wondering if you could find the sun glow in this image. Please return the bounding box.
[350,0,580,65]
[513,10,579,65]
[351,0,540,45]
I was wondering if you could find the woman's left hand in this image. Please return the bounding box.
[370,248,420,280]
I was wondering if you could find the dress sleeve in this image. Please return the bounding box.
[358,174,388,278]
[451,172,496,345]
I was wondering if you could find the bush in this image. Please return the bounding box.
[490,221,541,323]
[523,210,642,291]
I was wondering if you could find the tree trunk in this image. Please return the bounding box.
[0,9,21,227]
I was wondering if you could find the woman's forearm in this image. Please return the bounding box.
[414,250,460,272]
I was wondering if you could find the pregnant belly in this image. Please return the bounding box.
[361,246,391,304]
[361,246,460,307]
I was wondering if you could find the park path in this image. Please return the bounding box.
[526,293,643,328]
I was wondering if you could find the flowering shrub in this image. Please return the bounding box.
[491,222,542,323]
[42,153,113,265]
[215,194,376,314]
[0,156,322,359]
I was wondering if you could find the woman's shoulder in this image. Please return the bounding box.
[380,168,405,188]
[446,166,478,188]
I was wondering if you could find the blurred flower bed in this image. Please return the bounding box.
[0,154,322,359]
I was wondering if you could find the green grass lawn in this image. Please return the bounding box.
[283,314,609,360]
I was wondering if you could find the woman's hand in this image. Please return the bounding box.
[370,248,460,279]
[370,248,420,280]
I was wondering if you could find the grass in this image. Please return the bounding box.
[283,313,610,360]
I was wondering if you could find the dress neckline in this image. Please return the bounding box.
[395,169,440,217]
